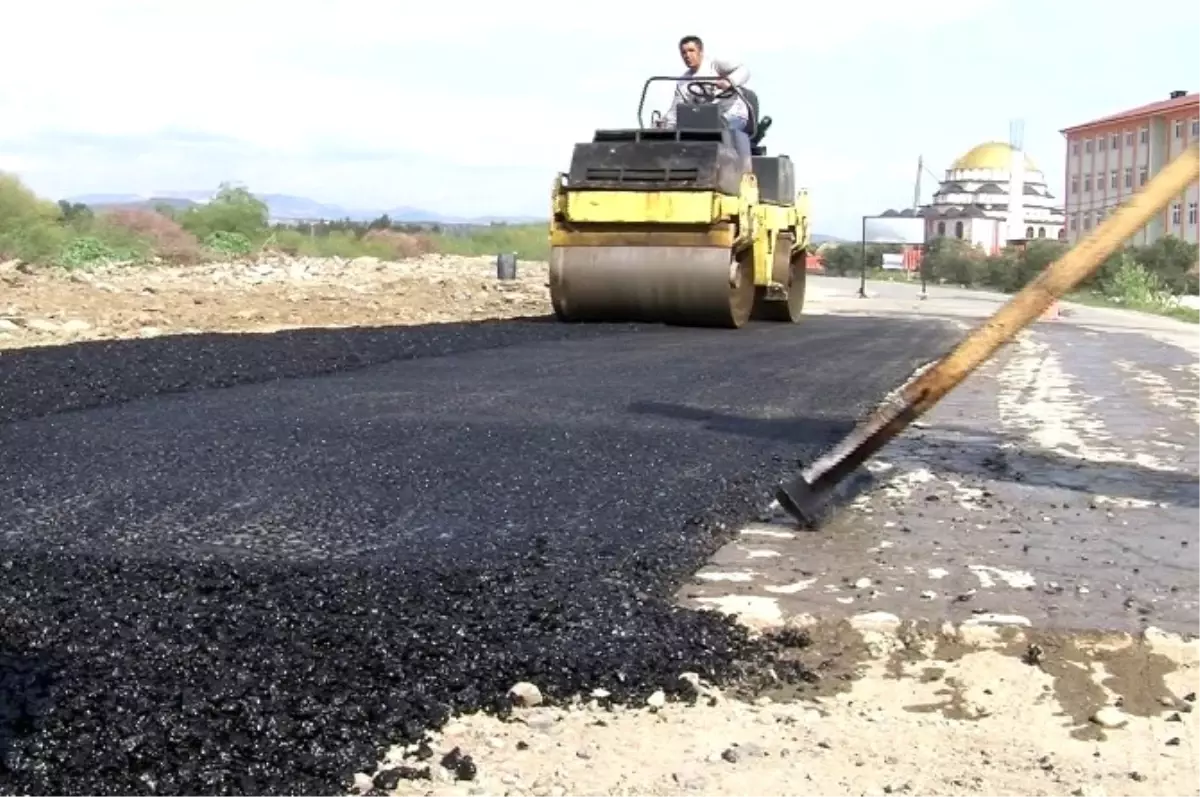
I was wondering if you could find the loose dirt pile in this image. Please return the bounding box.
[0,254,552,350]
[357,620,1198,797]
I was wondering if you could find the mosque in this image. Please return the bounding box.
[874,141,1067,255]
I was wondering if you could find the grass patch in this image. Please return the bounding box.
[427,224,549,261]
[1065,291,1200,323]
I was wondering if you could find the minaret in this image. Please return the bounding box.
[1007,119,1026,243]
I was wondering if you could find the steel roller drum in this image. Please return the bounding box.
[549,245,755,328]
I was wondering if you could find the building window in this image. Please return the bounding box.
[1174,120,1183,139]
[1083,212,1092,230]
[1037,227,1046,238]
[1110,133,1119,149]
[1085,139,1094,153]
[1069,215,1078,231]
[1098,136,1106,152]
[1139,166,1148,186]
[1110,170,1118,189]
[1171,203,1182,225]
[1084,175,1092,192]
[1057,228,1066,240]
[1124,167,1133,188]
[1072,141,1080,156]
[1189,202,1198,225]
[1139,127,1148,144]
[1025,226,1034,239]
[936,221,946,236]
[1124,131,1134,147]
[1192,119,1199,137]
[954,221,964,239]
[1070,177,1079,194]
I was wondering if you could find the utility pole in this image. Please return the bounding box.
[916,155,928,299]
[913,155,923,210]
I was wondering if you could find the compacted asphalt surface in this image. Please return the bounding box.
[0,313,958,795]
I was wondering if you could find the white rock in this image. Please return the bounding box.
[849,611,902,632]
[508,681,543,707]
[1073,785,1108,797]
[854,577,872,589]
[646,689,666,709]
[1091,706,1128,729]
[351,772,373,793]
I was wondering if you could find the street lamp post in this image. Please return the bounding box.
[857,216,868,298]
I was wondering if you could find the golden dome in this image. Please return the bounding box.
[951,141,1038,172]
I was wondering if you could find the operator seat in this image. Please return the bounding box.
[740,88,773,152]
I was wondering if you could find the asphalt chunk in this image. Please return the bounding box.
[0,315,959,794]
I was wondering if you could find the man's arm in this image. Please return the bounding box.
[711,56,750,88]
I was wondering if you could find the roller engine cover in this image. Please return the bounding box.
[566,127,744,195]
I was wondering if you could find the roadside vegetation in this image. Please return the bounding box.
[819,236,1200,323]
[0,176,551,269]
[4,171,1196,322]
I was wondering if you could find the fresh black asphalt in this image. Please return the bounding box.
[0,313,958,795]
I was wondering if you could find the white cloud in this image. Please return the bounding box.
[0,0,1001,227]
[3,0,998,156]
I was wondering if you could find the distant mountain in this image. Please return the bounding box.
[66,190,542,225]
[65,190,836,238]
[66,194,201,212]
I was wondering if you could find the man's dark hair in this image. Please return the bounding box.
[679,35,703,49]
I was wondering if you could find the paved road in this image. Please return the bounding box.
[0,311,957,795]
[684,277,1200,637]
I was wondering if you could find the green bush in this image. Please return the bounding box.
[0,223,68,263]
[1100,254,1171,307]
[0,172,65,261]
[55,235,144,269]
[203,231,253,257]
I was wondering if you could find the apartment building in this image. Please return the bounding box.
[1060,90,1199,245]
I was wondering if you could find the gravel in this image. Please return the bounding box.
[0,313,958,794]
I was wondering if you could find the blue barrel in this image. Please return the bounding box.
[496,252,518,280]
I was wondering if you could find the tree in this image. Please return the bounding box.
[820,244,859,276]
[922,237,989,287]
[989,239,1069,292]
[179,182,269,240]
[57,200,93,225]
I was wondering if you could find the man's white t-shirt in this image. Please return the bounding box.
[664,56,751,126]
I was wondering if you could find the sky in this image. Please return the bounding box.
[1,0,1197,238]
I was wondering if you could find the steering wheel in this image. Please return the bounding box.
[686,81,735,102]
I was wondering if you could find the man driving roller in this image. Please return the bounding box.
[661,35,753,172]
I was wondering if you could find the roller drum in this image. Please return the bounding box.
[549,245,755,328]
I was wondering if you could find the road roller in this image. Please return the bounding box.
[548,76,811,329]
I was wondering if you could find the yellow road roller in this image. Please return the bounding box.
[548,76,811,329]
